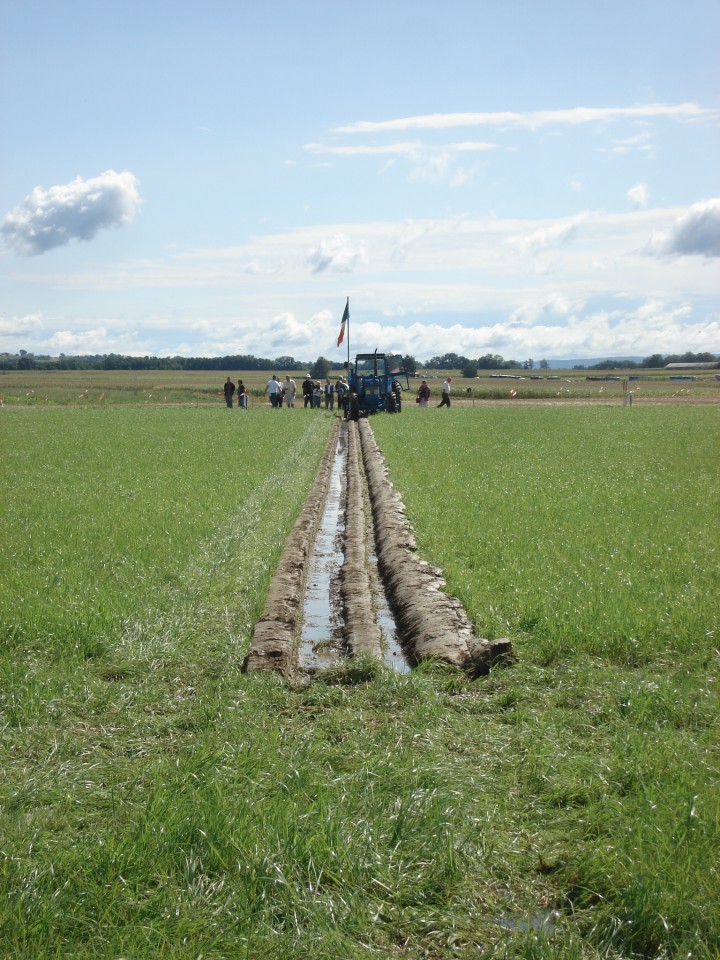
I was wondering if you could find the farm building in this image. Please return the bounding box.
[665,361,720,370]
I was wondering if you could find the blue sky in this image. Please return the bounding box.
[1,0,718,363]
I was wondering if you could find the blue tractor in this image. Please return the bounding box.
[345,351,409,419]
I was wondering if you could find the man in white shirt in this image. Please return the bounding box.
[284,376,296,408]
[437,376,452,408]
[264,375,282,408]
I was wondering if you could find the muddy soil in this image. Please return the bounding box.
[241,419,342,677]
[338,421,384,660]
[243,417,512,680]
[357,420,511,677]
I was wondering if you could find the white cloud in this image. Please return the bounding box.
[43,327,145,353]
[304,139,497,186]
[509,293,581,326]
[450,168,475,188]
[174,309,342,359]
[305,140,498,157]
[333,102,714,134]
[1,170,140,256]
[0,312,44,336]
[304,141,425,157]
[5,206,716,360]
[505,214,587,253]
[450,141,499,152]
[647,198,720,258]
[628,183,648,208]
[5,299,717,364]
[9,206,708,298]
[389,215,467,263]
[306,234,367,273]
[608,132,654,156]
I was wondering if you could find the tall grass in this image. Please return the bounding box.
[373,406,720,958]
[2,407,332,666]
[374,406,717,665]
[1,404,718,958]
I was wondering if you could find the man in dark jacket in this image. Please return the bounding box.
[302,375,314,408]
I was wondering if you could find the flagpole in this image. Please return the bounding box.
[346,297,350,369]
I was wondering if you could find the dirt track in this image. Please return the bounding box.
[243,417,511,680]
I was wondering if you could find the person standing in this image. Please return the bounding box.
[336,377,349,417]
[223,376,236,408]
[264,375,282,408]
[302,375,314,408]
[417,380,431,407]
[324,379,335,409]
[284,375,296,408]
[237,380,248,409]
[437,376,452,408]
[313,381,323,408]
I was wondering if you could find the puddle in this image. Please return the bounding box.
[369,553,411,673]
[298,435,345,671]
[298,423,410,675]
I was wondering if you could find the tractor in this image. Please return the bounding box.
[344,351,410,419]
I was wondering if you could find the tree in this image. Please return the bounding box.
[477,353,504,369]
[462,362,478,378]
[427,352,469,370]
[402,354,418,376]
[523,358,534,370]
[310,356,331,379]
[274,355,299,370]
[643,353,665,368]
[539,359,550,370]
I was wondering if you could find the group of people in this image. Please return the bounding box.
[273,374,351,411]
[298,374,352,411]
[224,374,353,411]
[416,377,453,408]
[224,373,454,410]
[223,377,248,408]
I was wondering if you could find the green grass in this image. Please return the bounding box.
[1,407,333,666]
[0,369,297,407]
[374,406,717,663]
[373,406,720,958]
[1,404,718,958]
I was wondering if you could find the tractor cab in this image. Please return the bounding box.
[346,352,409,418]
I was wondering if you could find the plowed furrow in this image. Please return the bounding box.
[243,419,512,679]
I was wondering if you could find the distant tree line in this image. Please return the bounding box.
[1,349,717,374]
[577,352,719,370]
[421,351,719,377]
[0,351,347,373]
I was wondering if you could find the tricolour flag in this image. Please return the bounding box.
[337,298,349,347]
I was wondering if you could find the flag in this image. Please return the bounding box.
[337,298,349,347]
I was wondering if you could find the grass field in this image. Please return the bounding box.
[1,366,719,407]
[1,399,718,958]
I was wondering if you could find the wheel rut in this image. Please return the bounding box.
[242,418,512,681]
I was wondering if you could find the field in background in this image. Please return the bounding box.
[1,403,718,958]
[1,367,719,407]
